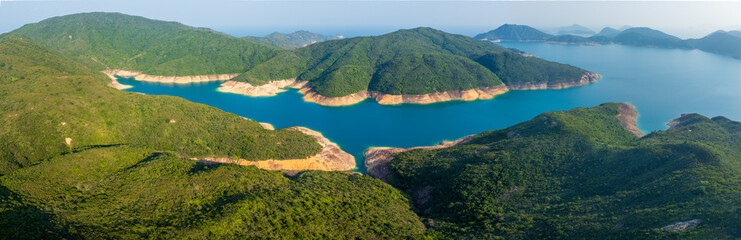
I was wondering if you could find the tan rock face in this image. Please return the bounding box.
[194,126,355,175]
[102,69,238,84]
[101,70,133,90]
[616,103,643,137]
[216,71,597,107]
[370,86,509,105]
[218,79,308,97]
[364,135,475,182]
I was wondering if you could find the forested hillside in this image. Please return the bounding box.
[11,12,282,76]
[384,103,741,239]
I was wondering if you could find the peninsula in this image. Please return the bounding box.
[225,27,598,106]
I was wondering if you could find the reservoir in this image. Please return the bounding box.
[118,42,741,172]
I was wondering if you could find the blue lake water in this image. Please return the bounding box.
[118,42,741,173]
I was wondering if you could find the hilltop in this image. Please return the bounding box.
[369,103,741,239]
[474,24,554,41]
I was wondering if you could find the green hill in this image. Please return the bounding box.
[245,30,343,49]
[688,31,741,59]
[595,27,622,38]
[11,12,282,76]
[236,27,590,98]
[0,34,426,239]
[556,24,595,36]
[612,27,692,49]
[474,24,554,41]
[546,35,596,44]
[383,103,741,239]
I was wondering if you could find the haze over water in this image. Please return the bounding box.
[118,42,741,173]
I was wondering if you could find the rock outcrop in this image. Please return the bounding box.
[505,72,601,90]
[364,135,476,182]
[661,219,702,232]
[102,69,237,84]
[300,89,373,106]
[195,126,355,175]
[102,70,133,90]
[218,79,308,96]
[371,86,510,105]
[616,103,643,137]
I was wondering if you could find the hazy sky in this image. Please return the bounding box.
[0,0,739,38]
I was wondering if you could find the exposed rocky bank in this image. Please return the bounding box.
[218,72,598,106]
[505,72,601,90]
[194,126,355,175]
[616,103,643,137]
[364,135,476,182]
[218,79,308,96]
[103,69,238,84]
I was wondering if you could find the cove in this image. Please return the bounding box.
[117,42,741,173]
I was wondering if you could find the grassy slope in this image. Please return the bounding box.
[11,12,282,76]
[385,103,740,239]
[0,35,321,175]
[237,27,588,97]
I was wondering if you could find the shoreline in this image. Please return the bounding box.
[364,135,476,182]
[193,125,356,176]
[216,72,600,106]
[505,72,601,90]
[102,69,238,84]
[363,102,640,181]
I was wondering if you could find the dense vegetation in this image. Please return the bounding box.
[384,103,741,239]
[0,148,425,239]
[245,30,343,49]
[11,12,282,76]
[0,35,321,175]
[236,27,590,97]
[474,24,555,41]
[0,32,427,239]
[474,51,587,85]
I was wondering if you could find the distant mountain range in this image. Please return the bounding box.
[476,24,741,59]
[244,30,344,49]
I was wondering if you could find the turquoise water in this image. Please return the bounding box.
[117,42,741,173]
